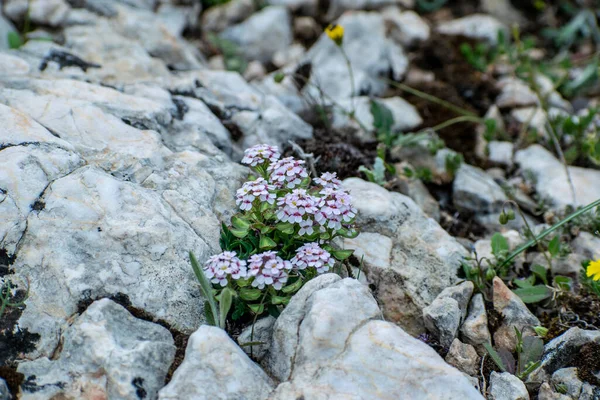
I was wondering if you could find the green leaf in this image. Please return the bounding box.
[276,222,294,235]
[271,295,290,305]
[204,300,216,326]
[259,235,277,250]
[218,287,234,329]
[491,233,509,260]
[370,100,394,136]
[513,285,552,304]
[231,216,251,230]
[513,278,534,289]
[7,32,23,49]
[230,227,249,238]
[248,303,264,314]
[331,249,354,261]
[337,228,359,239]
[281,278,304,294]
[239,288,262,301]
[531,264,548,285]
[483,342,506,372]
[548,236,560,258]
[190,252,219,326]
[553,275,573,291]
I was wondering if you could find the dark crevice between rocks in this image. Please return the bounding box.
[0,142,41,152]
[0,275,40,399]
[121,118,151,131]
[171,98,189,121]
[76,293,188,384]
[39,49,101,73]
[574,342,600,386]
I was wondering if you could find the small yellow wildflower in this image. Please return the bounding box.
[325,24,344,46]
[587,259,600,281]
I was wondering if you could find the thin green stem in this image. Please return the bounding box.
[425,115,483,132]
[386,80,478,118]
[340,48,356,115]
[498,199,600,269]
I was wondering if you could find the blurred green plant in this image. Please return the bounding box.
[207,33,247,74]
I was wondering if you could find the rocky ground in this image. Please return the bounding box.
[1,0,599,399]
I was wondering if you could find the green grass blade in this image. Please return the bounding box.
[189,251,219,326]
[498,198,600,270]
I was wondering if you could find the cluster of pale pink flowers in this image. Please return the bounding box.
[203,251,248,287]
[235,178,276,211]
[236,144,357,236]
[204,244,336,290]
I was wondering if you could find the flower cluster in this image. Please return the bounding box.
[205,144,358,294]
[291,243,335,274]
[267,157,308,189]
[248,251,292,290]
[241,144,280,166]
[236,178,276,211]
[203,251,247,287]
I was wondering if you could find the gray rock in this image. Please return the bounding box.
[423,281,474,346]
[551,253,585,280]
[515,144,600,209]
[324,0,411,21]
[493,277,540,351]
[528,328,600,384]
[460,294,491,353]
[331,96,422,136]
[0,52,31,76]
[383,7,431,47]
[437,14,508,45]
[571,231,600,260]
[268,0,317,16]
[537,382,572,400]
[301,12,408,102]
[11,167,213,357]
[423,296,462,349]
[237,316,276,362]
[168,70,313,150]
[267,275,381,381]
[488,141,514,167]
[391,164,440,221]
[489,371,530,400]
[266,274,483,399]
[3,0,71,27]
[481,0,527,26]
[221,6,292,64]
[159,326,274,400]
[495,77,538,108]
[445,339,480,376]
[17,299,175,400]
[550,368,584,399]
[201,0,255,32]
[453,164,508,213]
[342,178,469,335]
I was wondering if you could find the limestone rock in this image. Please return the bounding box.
[159,326,274,400]
[17,299,175,400]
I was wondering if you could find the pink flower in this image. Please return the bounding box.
[248,251,292,290]
[276,189,319,224]
[235,178,276,211]
[241,144,280,167]
[314,172,341,189]
[315,188,357,230]
[204,251,247,287]
[267,157,308,189]
[291,243,335,274]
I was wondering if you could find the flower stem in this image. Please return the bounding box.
[340,48,356,115]
[386,80,478,118]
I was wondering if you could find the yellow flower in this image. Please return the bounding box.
[325,24,344,46]
[587,259,600,281]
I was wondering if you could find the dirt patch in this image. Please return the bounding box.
[285,127,378,179]
[575,342,600,386]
